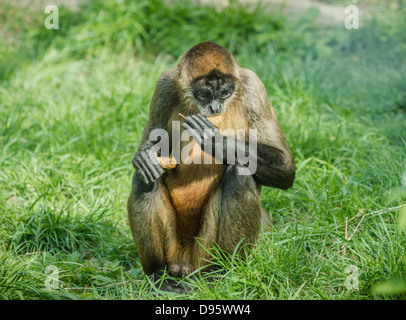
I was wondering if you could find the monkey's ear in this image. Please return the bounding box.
[177,68,181,75]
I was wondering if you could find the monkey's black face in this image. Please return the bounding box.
[191,69,235,117]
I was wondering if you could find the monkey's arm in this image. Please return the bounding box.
[247,140,295,190]
[132,140,164,184]
[183,114,295,190]
[183,69,295,190]
[237,68,296,189]
[132,69,179,184]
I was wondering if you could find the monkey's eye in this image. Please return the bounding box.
[220,91,232,99]
[195,91,211,102]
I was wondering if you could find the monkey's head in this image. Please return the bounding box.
[177,42,239,117]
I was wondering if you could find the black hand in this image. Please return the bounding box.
[182,114,221,151]
[183,114,250,166]
[132,149,164,184]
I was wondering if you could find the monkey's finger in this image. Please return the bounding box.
[182,122,201,139]
[133,157,143,172]
[145,157,164,181]
[153,160,165,174]
[135,161,153,184]
[185,116,205,137]
[184,119,203,139]
[134,156,155,184]
[133,160,150,184]
[141,150,162,181]
[192,114,219,140]
[183,123,203,146]
[143,150,165,176]
[154,163,165,177]
[147,152,165,172]
[196,113,219,131]
[192,114,210,130]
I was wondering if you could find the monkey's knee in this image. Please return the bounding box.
[127,211,167,275]
[127,172,170,219]
[220,165,257,194]
[220,165,259,211]
[217,165,261,252]
[127,173,173,276]
[131,171,161,197]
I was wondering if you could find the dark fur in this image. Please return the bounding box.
[127,42,295,289]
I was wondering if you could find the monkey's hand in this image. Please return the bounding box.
[132,147,164,184]
[183,113,252,167]
[183,114,239,164]
[182,114,221,152]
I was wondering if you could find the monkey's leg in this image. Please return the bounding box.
[195,165,262,266]
[127,172,178,276]
[217,165,262,252]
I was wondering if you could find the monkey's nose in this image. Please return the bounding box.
[209,101,221,114]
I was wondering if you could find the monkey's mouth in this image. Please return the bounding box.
[201,107,225,117]
[205,112,224,117]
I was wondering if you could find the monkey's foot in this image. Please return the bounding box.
[168,263,192,278]
[152,271,188,294]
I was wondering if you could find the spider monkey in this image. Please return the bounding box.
[127,42,295,292]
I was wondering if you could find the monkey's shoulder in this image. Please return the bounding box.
[153,69,178,95]
[238,68,267,96]
[150,69,180,113]
[156,69,178,84]
[236,67,274,117]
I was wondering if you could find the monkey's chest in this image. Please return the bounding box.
[164,163,226,241]
[165,163,225,214]
[165,138,225,214]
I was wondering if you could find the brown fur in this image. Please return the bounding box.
[164,100,249,267]
[177,41,239,89]
[127,42,295,282]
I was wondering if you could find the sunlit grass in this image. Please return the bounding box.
[0,0,405,299]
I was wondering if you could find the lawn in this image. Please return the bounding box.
[0,0,405,300]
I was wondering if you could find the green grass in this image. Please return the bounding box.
[0,0,405,300]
